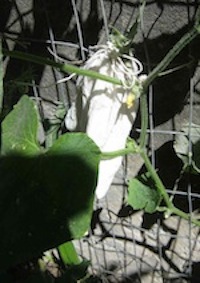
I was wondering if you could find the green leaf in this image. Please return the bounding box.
[58,241,81,266]
[2,95,40,155]
[173,123,200,174]
[0,133,100,270]
[127,175,161,213]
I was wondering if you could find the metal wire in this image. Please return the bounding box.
[71,0,86,61]
[100,0,110,40]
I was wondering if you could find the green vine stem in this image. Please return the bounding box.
[3,49,122,86]
[143,22,200,90]
[101,148,133,159]
[141,148,200,227]
[139,92,148,149]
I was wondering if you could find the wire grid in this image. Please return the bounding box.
[3,0,200,282]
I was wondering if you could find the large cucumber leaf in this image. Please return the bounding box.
[0,96,100,270]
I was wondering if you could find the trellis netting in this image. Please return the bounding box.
[2,0,200,282]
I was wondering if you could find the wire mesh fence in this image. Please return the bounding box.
[2,0,200,282]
